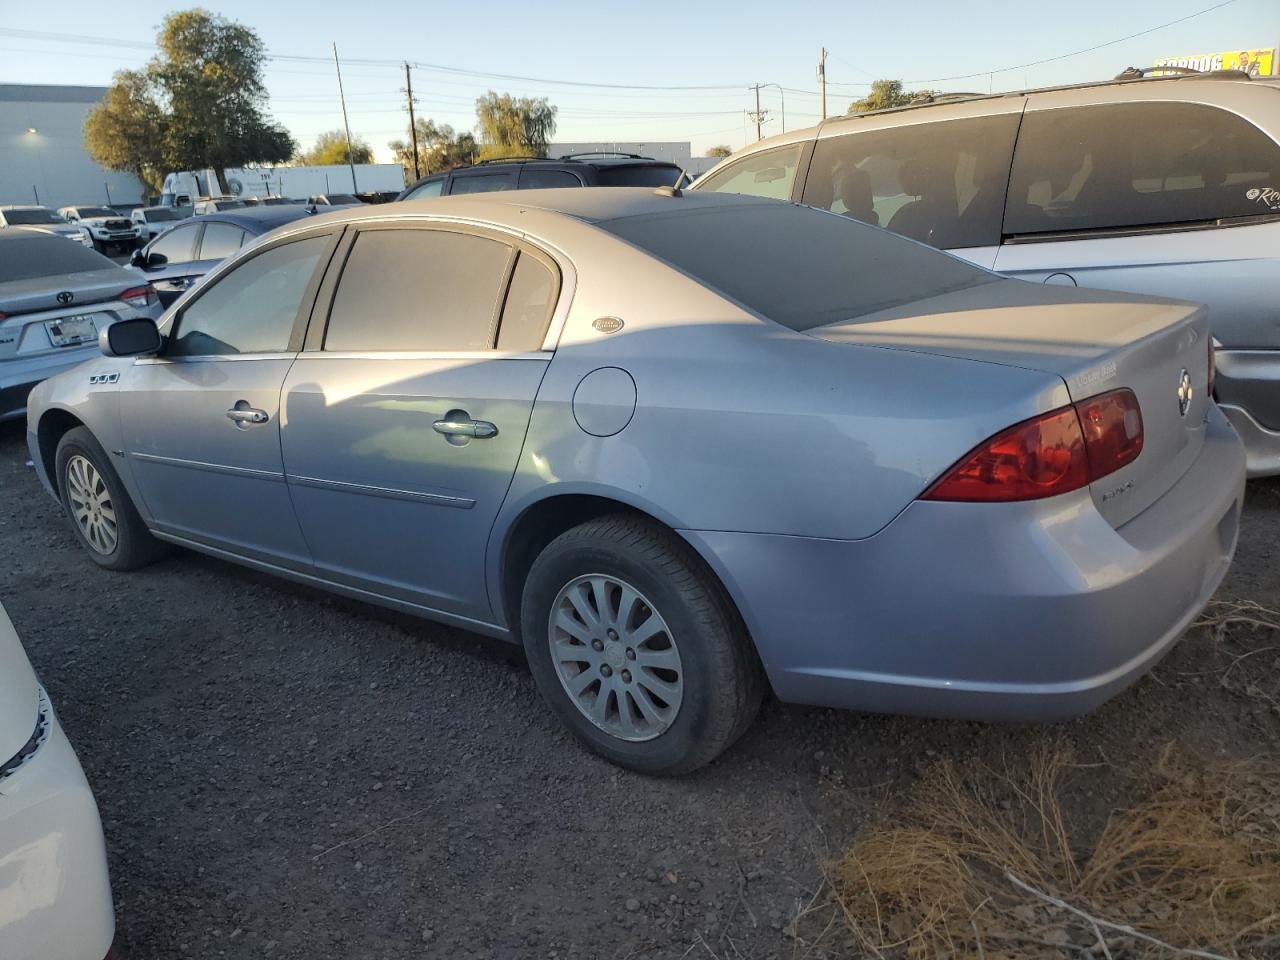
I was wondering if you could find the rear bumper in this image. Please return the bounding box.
[1215,349,1280,476]
[0,692,115,960]
[682,404,1245,721]
[1,346,100,420]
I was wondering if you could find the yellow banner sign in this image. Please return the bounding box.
[1153,49,1277,77]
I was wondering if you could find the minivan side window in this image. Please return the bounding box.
[1006,102,1280,236]
[801,114,1021,249]
[324,229,513,351]
[695,144,803,200]
[519,169,583,189]
[168,236,328,357]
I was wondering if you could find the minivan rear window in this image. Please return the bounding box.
[602,202,995,331]
[595,165,683,188]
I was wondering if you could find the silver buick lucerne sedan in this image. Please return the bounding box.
[24,189,1244,773]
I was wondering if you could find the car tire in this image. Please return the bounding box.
[521,514,764,775]
[91,239,105,254]
[55,426,167,571]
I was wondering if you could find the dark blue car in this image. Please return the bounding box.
[129,205,320,307]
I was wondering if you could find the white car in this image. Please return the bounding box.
[0,207,92,247]
[129,206,186,241]
[0,601,114,960]
[56,207,141,254]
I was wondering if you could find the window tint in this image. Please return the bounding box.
[602,202,994,332]
[199,222,247,260]
[144,209,180,222]
[406,179,445,199]
[325,229,512,351]
[519,169,583,189]
[3,208,62,225]
[168,236,327,357]
[497,253,557,350]
[76,207,118,218]
[1006,103,1280,235]
[594,165,683,187]
[148,224,199,264]
[802,114,1020,249]
[0,233,114,282]
[449,174,514,195]
[694,144,803,200]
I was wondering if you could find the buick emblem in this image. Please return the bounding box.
[1176,368,1193,417]
[56,291,74,305]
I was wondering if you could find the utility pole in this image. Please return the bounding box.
[404,62,420,181]
[333,42,358,193]
[819,47,828,120]
[753,84,762,140]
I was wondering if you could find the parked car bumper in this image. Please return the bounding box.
[682,403,1244,721]
[0,689,115,960]
[1214,349,1280,477]
[0,345,101,420]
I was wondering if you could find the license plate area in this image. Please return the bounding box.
[45,315,98,347]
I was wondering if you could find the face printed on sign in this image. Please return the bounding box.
[1246,187,1280,211]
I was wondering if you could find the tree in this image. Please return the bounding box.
[706,144,733,158]
[296,130,373,166]
[84,70,166,194]
[389,119,479,177]
[847,79,938,115]
[84,9,295,197]
[474,91,557,159]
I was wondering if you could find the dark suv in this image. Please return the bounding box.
[397,153,685,200]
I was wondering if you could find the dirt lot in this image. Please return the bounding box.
[2,417,1278,960]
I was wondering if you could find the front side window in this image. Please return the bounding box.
[199,222,247,260]
[147,224,200,264]
[802,114,1021,249]
[694,144,803,201]
[325,229,512,351]
[519,169,583,190]
[167,236,328,357]
[1006,102,1280,235]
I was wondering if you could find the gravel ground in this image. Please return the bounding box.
[2,417,1278,960]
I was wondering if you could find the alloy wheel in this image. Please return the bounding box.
[65,454,117,555]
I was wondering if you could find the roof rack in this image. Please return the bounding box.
[558,151,647,160]
[474,156,546,165]
[1115,65,1199,79]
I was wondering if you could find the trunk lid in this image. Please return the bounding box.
[0,268,132,316]
[0,603,40,768]
[810,279,1212,526]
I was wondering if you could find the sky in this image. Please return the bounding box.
[0,0,1276,162]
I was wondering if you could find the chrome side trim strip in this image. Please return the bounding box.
[288,473,476,509]
[148,530,510,639]
[130,451,284,482]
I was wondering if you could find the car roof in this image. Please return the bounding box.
[184,204,319,233]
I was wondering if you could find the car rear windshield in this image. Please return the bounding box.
[595,165,683,188]
[0,234,114,282]
[600,201,996,331]
[3,208,63,225]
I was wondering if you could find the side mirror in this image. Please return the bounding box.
[129,248,147,267]
[100,318,161,358]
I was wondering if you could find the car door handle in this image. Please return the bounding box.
[433,417,497,439]
[226,406,270,425]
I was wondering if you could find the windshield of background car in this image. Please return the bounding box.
[77,207,118,218]
[601,201,997,331]
[0,234,114,282]
[4,208,64,225]
[145,209,181,221]
[595,165,683,187]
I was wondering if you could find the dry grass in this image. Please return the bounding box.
[818,745,1280,959]
[1192,600,1280,710]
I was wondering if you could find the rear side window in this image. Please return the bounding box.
[497,253,557,350]
[803,114,1020,249]
[603,202,995,332]
[325,229,512,351]
[519,169,583,189]
[695,144,803,200]
[405,179,445,199]
[0,233,114,282]
[450,174,515,195]
[594,165,683,188]
[1006,102,1280,235]
[168,236,328,357]
[148,224,199,264]
[199,222,247,260]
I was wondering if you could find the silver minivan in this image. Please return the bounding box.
[693,72,1280,475]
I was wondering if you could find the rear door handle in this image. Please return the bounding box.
[226,406,269,425]
[433,417,497,439]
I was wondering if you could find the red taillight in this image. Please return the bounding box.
[923,388,1144,503]
[120,284,156,308]
[1207,338,1216,399]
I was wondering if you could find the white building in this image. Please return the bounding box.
[1,84,147,210]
